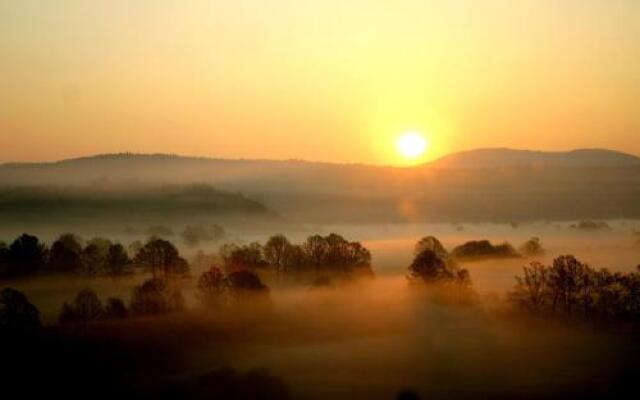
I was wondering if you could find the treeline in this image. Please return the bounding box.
[0,232,372,280]
[1,232,373,328]
[0,233,133,278]
[0,184,269,223]
[218,233,373,276]
[510,256,640,321]
[449,237,544,261]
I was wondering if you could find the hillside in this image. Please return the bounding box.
[428,148,640,169]
[1,149,639,223]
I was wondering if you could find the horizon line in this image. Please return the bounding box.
[1,146,639,167]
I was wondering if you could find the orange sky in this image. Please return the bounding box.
[1,0,638,165]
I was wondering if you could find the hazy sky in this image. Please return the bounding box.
[1,0,638,165]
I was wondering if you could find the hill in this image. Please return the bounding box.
[428,148,640,169]
[1,149,639,224]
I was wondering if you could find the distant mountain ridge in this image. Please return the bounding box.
[2,147,638,170]
[428,148,640,169]
[1,148,639,223]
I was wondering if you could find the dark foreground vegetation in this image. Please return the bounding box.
[1,232,639,399]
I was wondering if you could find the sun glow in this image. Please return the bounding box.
[396,132,428,159]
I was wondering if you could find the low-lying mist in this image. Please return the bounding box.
[2,221,639,399]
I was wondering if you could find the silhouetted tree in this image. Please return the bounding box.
[82,237,112,275]
[197,266,270,308]
[0,288,41,334]
[264,234,293,277]
[134,238,189,279]
[3,234,48,277]
[128,240,143,256]
[519,237,545,256]
[59,288,104,323]
[105,243,131,276]
[301,233,372,274]
[408,238,474,303]
[281,245,308,273]
[509,262,549,313]
[547,255,588,316]
[510,256,640,321]
[49,233,84,273]
[197,266,225,306]
[409,249,454,283]
[452,240,520,260]
[227,269,268,292]
[302,234,328,269]
[130,278,184,315]
[220,242,267,271]
[414,236,448,258]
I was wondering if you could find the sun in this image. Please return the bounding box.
[396,132,428,159]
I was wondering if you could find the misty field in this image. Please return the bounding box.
[2,221,639,399]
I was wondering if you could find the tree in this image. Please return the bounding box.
[4,234,48,277]
[0,288,41,333]
[105,243,131,276]
[59,288,104,323]
[282,245,308,272]
[546,255,588,315]
[220,242,267,271]
[197,266,225,306]
[509,255,640,321]
[227,269,268,292]
[451,240,520,261]
[300,233,372,274]
[302,235,328,269]
[414,236,448,258]
[82,237,112,275]
[263,234,293,276]
[133,238,189,279]
[130,278,184,315]
[509,262,549,313]
[128,240,143,256]
[519,237,544,256]
[196,266,270,308]
[407,245,474,304]
[408,249,454,283]
[49,233,84,273]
